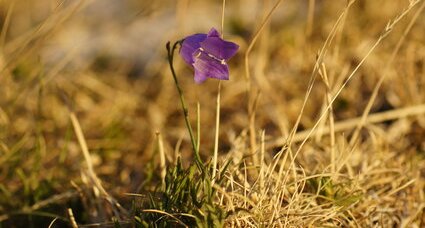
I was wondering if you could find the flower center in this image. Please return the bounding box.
[195,48,227,65]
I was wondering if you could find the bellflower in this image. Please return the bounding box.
[180,28,239,84]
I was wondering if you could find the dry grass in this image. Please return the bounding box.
[0,0,425,227]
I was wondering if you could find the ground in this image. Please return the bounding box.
[0,0,424,227]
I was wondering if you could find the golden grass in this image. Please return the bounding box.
[0,0,424,226]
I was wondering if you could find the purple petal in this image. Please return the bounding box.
[194,71,208,84]
[193,51,229,84]
[207,28,220,38]
[200,37,239,60]
[179,33,207,65]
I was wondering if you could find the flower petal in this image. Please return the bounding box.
[200,37,239,60]
[179,33,207,65]
[207,28,221,38]
[194,70,208,84]
[193,51,229,84]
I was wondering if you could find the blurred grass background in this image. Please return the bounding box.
[0,0,424,227]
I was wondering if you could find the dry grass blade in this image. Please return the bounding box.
[156,131,166,188]
[70,113,95,176]
[318,63,336,174]
[69,112,127,218]
[0,1,14,49]
[289,0,422,163]
[245,0,283,163]
[348,0,425,148]
[67,208,78,228]
[142,210,190,228]
[212,81,222,182]
[269,103,425,147]
[47,217,59,228]
[285,0,355,148]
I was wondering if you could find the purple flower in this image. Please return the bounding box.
[180,28,239,84]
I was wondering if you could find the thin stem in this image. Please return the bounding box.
[196,102,200,153]
[156,131,166,189]
[212,81,221,183]
[221,0,226,36]
[306,0,315,38]
[319,64,336,175]
[166,41,203,169]
[244,0,283,163]
[212,0,226,183]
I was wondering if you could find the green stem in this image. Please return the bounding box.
[166,41,203,170]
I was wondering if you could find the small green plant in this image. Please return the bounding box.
[135,158,230,227]
[306,176,362,208]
